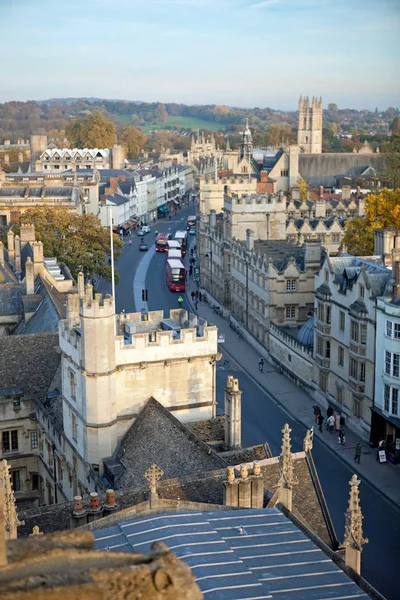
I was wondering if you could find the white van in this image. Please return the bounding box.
[167,248,182,260]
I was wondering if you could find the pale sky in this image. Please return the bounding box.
[1,0,399,109]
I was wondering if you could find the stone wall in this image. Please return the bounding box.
[268,323,314,389]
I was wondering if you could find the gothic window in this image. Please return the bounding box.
[360,324,367,345]
[340,311,345,331]
[72,413,78,441]
[338,346,344,367]
[336,384,344,404]
[319,371,328,392]
[286,279,296,291]
[285,305,296,320]
[353,395,362,418]
[332,234,340,244]
[350,320,359,343]
[384,384,390,411]
[2,430,18,453]
[31,431,38,449]
[69,369,76,400]
[11,470,21,492]
[325,341,331,359]
[349,357,358,379]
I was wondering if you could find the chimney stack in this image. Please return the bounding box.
[25,257,35,295]
[32,241,44,276]
[209,210,216,229]
[7,231,15,266]
[224,375,242,448]
[0,241,4,267]
[246,228,254,252]
[304,240,322,269]
[14,235,21,273]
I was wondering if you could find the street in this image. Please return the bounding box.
[99,204,399,600]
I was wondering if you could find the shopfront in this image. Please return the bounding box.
[157,204,168,218]
[370,406,400,464]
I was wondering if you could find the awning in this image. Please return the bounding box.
[121,222,131,230]
[158,204,168,213]
[173,200,180,205]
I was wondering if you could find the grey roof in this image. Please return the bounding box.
[263,148,284,170]
[106,193,129,206]
[0,332,60,400]
[330,255,390,296]
[98,169,134,181]
[44,187,73,197]
[94,508,369,600]
[297,317,315,347]
[253,239,323,273]
[0,284,24,315]
[14,293,60,334]
[289,217,345,230]
[117,181,135,195]
[299,153,387,187]
[0,188,25,197]
[108,397,227,489]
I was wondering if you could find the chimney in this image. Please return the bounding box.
[78,272,85,298]
[18,152,23,163]
[315,198,326,219]
[32,241,44,276]
[250,461,264,508]
[342,185,351,200]
[319,185,323,198]
[209,210,216,229]
[224,466,239,507]
[238,465,251,508]
[224,375,242,448]
[7,231,15,266]
[0,241,4,267]
[14,235,21,273]
[20,223,35,248]
[260,170,268,183]
[67,293,80,327]
[25,257,35,295]
[304,240,322,269]
[246,228,254,252]
[358,197,365,217]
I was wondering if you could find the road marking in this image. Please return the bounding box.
[132,245,156,311]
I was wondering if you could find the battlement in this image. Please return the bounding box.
[227,193,282,206]
[202,175,254,186]
[80,288,115,318]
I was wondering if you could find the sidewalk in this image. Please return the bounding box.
[184,263,400,509]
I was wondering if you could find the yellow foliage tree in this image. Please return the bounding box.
[342,188,400,255]
[66,113,117,148]
[119,126,147,159]
[295,176,308,201]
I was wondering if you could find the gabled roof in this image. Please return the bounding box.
[105,193,129,206]
[106,397,227,489]
[41,148,110,159]
[0,284,24,315]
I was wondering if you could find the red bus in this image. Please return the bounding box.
[187,215,196,230]
[155,232,171,251]
[166,259,186,292]
[174,230,187,256]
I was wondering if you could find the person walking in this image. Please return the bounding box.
[354,442,362,463]
[195,290,199,299]
[189,265,193,277]
[335,412,341,433]
[318,413,324,432]
[259,357,264,372]
[194,297,198,310]
[198,291,202,302]
[178,295,184,307]
[313,405,321,424]
[191,291,195,302]
[191,248,194,257]
[338,428,345,445]
[327,414,335,433]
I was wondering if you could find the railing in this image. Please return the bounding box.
[306,451,339,550]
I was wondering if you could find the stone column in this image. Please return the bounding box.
[14,235,21,274]
[223,466,239,507]
[0,241,4,267]
[342,474,368,575]
[7,232,14,266]
[32,241,44,276]
[224,375,242,448]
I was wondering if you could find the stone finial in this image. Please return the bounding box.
[279,424,294,489]
[226,466,235,482]
[0,460,23,540]
[342,475,368,574]
[240,465,248,480]
[253,461,261,476]
[78,272,85,298]
[0,481,7,566]
[144,464,164,496]
[303,429,313,453]
[29,525,43,536]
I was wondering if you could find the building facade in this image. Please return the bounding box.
[297,96,323,154]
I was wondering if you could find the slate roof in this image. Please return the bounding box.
[263,148,284,170]
[253,239,324,273]
[0,284,24,315]
[98,169,134,181]
[108,398,227,489]
[330,255,390,296]
[94,508,369,600]
[117,181,135,195]
[41,148,110,158]
[0,332,60,400]
[288,217,345,230]
[105,193,129,206]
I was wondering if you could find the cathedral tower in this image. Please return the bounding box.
[240,119,253,160]
[297,96,322,154]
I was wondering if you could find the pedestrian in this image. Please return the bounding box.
[377,438,386,462]
[189,265,193,276]
[178,295,184,307]
[195,290,199,299]
[354,442,362,463]
[194,245,197,252]
[191,248,194,257]
[313,404,321,424]
[191,291,195,301]
[318,413,324,432]
[259,357,264,372]
[338,428,345,445]
[199,291,202,302]
[169,214,171,221]
[327,414,335,433]
[194,297,198,310]
[335,412,341,432]
[155,230,158,236]
[327,406,333,419]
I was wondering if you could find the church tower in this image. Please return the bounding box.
[297,96,322,154]
[240,119,253,160]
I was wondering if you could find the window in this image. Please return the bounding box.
[360,324,367,345]
[11,470,21,492]
[319,371,328,392]
[384,384,390,411]
[286,279,297,291]
[350,357,358,379]
[69,369,76,400]
[317,234,325,243]
[385,351,400,377]
[317,303,324,322]
[324,270,329,282]
[2,430,18,453]
[385,350,391,375]
[351,320,359,343]
[360,362,365,382]
[72,413,78,440]
[353,395,362,418]
[31,473,39,491]
[332,234,340,244]
[326,305,331,324]
[285,306,296,320]
[339,311,345,331]
[386,320,400,339]
[359,284,365,298]
[325,341,331,359]
[393,388,399,416]
[338,346,344,367]
[31,431,38,449]
[317,336,323,356]
[336,384,343,404]
[394,354,400,378]
[396,323,400,339]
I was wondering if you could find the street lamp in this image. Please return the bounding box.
[205,250,213,293]
[245,260,249,330]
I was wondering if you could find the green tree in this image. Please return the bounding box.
[119,126,147,158]
[341,217,375,255]
[383,134,400,188]
[65,112,117,147]
[15,207,122,282]
[156,103,168,123]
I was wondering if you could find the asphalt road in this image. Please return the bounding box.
[101,204,399,600]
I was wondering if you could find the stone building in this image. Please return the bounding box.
[312,254,391,439]
[297,95,323,154]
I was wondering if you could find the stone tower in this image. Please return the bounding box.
[30,133,48,170]
[240,119,253,160]
[297,96,322,154]
[111,144,126,169]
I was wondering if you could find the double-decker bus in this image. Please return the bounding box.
[166,259,186,292]
[187,215,197,230]
[155,232,171,252]
[167,240,181,251]
[167,248,182,260]
[174,230,187,256]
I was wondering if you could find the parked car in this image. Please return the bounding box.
[189,226,196,235]
[142,225,151,234]
[139,243,148,251]
[137,228,147,236]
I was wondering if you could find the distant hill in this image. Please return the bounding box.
[37,97,143,106]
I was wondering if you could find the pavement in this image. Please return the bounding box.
[184,245,400,511]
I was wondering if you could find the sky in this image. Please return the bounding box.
[1,0,399,110]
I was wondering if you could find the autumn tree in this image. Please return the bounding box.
[65,112,117,148]
[341,188,400,255]
[15,207,122,282]
[156,103,168,123]
[295,176,308,201]
[383,134,400,188]
[119,126,147,159]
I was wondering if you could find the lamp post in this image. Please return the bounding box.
[205,250,213,293]
[108,205,116,311]
[245,260,249,329]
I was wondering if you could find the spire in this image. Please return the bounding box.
[279,423,295,489]
[303,428,313,452]
[226,136,231,151]
[343,474,368,572]
[0,460,23,540]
